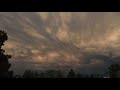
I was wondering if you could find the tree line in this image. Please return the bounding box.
[21,69,104,78]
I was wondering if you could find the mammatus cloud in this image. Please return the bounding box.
[0,12,120,74]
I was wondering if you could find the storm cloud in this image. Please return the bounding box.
[0,12,120,75]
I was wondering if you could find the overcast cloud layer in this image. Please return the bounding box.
[0,12,120,75]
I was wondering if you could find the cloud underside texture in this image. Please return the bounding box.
[0,12,120,74]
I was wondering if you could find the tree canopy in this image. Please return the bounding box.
[108,64,120,78]
[67,69,76,78]
[0,30,12,78]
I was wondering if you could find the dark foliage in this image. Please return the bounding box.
[108,64,120,78]
[23,70,65,78]
[67,69,76,78]
[0,30,12,78]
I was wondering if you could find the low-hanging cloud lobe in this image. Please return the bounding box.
[0,12,120,75]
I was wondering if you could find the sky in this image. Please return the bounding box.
[0,12,120,75]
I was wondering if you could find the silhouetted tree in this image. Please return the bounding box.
[23,70,64,78]
[42,70,64,78]
[90,74,94,78]
[67,69,76,78]
[34,71,40,78]
[116,71,120,78]
[108,64,120,78]
[39,72,45,78]
[76,73,84,78]
[0,30,12,78]
[23,70,35,78]
[14,75,22,78]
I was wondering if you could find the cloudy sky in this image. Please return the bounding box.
[1,12,120,75]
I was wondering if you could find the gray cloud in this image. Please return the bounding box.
[0,12,120,75]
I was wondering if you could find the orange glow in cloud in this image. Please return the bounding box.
[63,53,79,63]
[107,29,120,42]
[31,49,40,54]
[32,52,60,62]
[32,55,47,62]
[47,52,60,60]
[3,41,18,49]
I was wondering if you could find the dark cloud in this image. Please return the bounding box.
[0,12,120,75]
